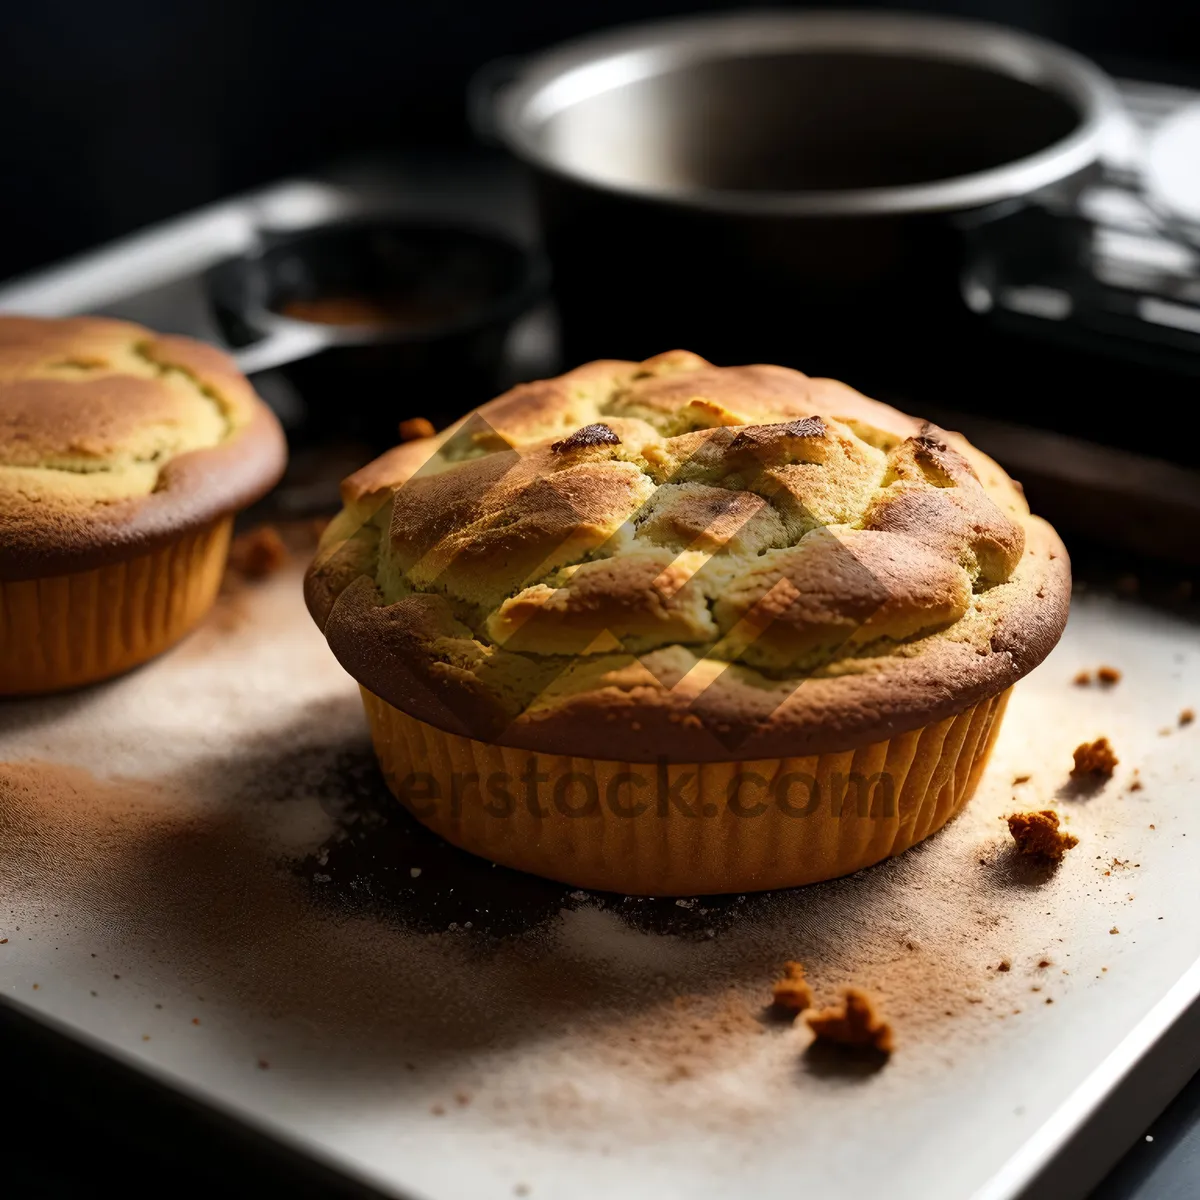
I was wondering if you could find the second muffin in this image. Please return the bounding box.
[0,315,286,694]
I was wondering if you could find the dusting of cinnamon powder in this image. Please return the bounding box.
[1071,738,1118,780]
[1006,811,1079,862]
[770,962,814,1016]
[805,988,894,1055]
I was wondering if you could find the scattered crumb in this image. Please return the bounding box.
[431,1103,446,1116]
[1045,998,1054,1005]
[1074,666,1121,686]
[192,1017,201,1026]
[1181,709,1195,727]
[1006,811,1079,862]
[1129,780,1144,792]
[805,987,894,1055]
[1012,774,1031,785]
[257,1059,270,1070]
[398,416,437,442]
[455,1091,472,1107]
[1149,824,1156,830]
[142,1034,151,1041]
[0,939,7,944]
[1110,927,1120,935]
[1038,960,1052,969]
[515,1186,531,1197]
[226,526,289,581]
[997,960,1012,972]
[770,961,814,1016]
[1071,738,1118,781]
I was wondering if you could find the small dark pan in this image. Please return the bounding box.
[207,219,547,444]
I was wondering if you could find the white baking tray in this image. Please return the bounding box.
[2,556,1199,1200]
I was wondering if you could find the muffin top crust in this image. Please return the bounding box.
[307,351,1069,761]
[0,315,286,579]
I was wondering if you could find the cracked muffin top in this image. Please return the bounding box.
[307,351,1069,761]
[0,315,286,579]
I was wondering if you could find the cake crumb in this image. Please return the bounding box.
[771,961,814,1015]
[398,416,436,442]
[1071,738,1118,780]
[1181,708,1195,727]
[1073,670,1092,686]
[1038,960,1052,968]
[805,987,894,1055]
[1007,810,1079,861]
[226,525,289,581]
[1097,666,1122,685]
[1012,774,1031,785]
[1110,927,1120,935]
[431,1103,445,1116]
[997,959,1012,972]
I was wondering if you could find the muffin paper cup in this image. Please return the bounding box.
[0,518,232,696]
[360,684,1012,895]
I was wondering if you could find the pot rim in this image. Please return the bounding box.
[490,9,1125,217]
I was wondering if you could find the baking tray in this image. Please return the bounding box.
[3,549,1200,1200]
[2,130,1200,1200]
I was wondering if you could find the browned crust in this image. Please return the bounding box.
[0,403,286,581]
[0,317,286,581]
[306,352,1071,763]
[318,517,1068,762]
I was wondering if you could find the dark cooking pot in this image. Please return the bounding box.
[478,11,1124,387]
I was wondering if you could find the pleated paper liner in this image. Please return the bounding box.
[0,517,232,696]
[360,685,1012,896]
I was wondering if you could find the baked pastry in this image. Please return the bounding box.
[306,351,1069,894]
[0,315,286,693]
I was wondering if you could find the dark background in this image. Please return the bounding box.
[2,0,1199,284]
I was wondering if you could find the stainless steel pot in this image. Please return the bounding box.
[479,10,1126,382]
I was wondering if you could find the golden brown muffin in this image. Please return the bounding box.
[0,314,286,693]
[307,351,1069,894]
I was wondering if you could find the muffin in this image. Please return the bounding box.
[0,315,286,694]
[306,351,1069,895]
